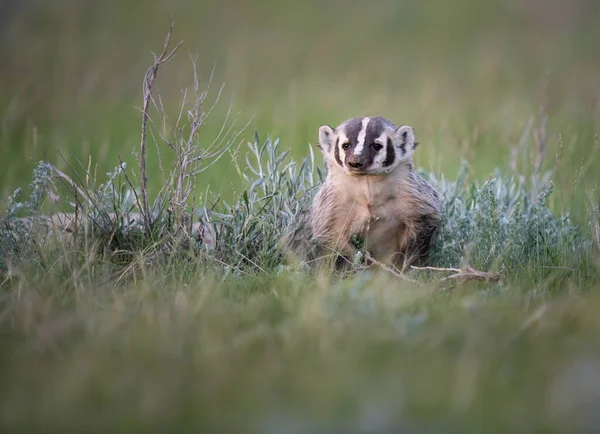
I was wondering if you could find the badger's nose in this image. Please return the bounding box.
[347,160,364,168]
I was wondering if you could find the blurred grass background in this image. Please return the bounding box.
[1,0,599,218]
[2,2,600,432]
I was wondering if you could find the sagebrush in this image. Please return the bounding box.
[0,26,595,283]
[0,125,592,283]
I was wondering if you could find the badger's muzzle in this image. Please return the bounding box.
[346,156,364,169]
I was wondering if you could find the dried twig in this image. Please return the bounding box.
[364,251,502,287]
[411,265,501,283]
[365,252,501,285]
[365,252,417,283]
[139,19,183,238]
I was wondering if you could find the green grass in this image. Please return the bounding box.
[3,268,600,432]
[1,0,600,432]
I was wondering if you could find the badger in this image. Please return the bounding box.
[286,116,442,271]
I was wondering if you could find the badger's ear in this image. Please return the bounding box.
[318,125,336,157]
[390,125,417,157]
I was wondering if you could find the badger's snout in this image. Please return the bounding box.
[347,157,364,169]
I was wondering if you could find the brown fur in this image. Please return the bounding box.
[309,160,441,270]
[286,116,442,271]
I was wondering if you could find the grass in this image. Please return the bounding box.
[1,0,600,432]
[1,272,599,433]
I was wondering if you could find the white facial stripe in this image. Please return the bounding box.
[338,133,348,166]
[353,117,371,156]
[371,135,386,170]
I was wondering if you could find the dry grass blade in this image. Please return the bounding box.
[45,163,92,208]
[587,190,600,254]
[139,19,183,238]
[118,156,144,213]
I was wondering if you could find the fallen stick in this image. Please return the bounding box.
[411,265,501,283]
[365,252,417,283]
[364,251,501,286]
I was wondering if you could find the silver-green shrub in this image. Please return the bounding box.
[0,131,592,280]
[425,166,587,272]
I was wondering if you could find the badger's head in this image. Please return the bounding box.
[317,116,417,176]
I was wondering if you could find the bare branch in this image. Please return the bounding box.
[139,19,183,238]
[410,266,462,273]
[411,265,502,283]
[365,252,417,283]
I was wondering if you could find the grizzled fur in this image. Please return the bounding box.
[285,116,442,271]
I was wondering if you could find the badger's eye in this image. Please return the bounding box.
[372,143,383,151]
[341,142,350,150]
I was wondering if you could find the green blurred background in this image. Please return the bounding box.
[1,0,599,217]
